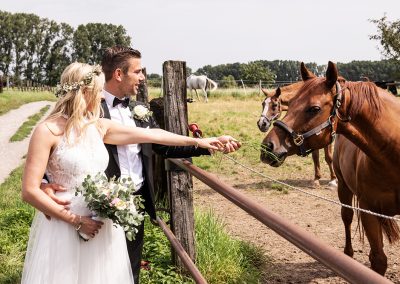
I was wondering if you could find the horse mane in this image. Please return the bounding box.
[344,81,382,122]
[279,81,304,102]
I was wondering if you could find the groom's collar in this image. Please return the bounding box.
[103,90,130,108]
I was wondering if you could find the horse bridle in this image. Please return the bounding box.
[259,97,281,124]
[260,112,280,124]
[273,81,346,157]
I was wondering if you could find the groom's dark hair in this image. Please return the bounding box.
[101,46,141,81]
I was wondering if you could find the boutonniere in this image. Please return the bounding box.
[132,105,153,122]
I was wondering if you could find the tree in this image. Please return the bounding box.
[73,23,131,64]
[219,75,237,88]
[370,15,400,61]
[239,61,275,85]
[147,73,162,87]
[45,22,74,85]
[0,10,133,85]
[11,13,33,84]
[0,11,14,78]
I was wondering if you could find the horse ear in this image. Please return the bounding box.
[275,87,281,98]
[261,88,270,97]
[300,62,316,81]
[325,61,338,89]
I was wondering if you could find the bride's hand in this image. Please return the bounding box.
[196,137,224,151]
[76,215,103,238]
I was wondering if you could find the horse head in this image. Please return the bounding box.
[260,61,340,166]
[257,88,282,132]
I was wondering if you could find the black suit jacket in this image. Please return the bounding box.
[101,99,210,219]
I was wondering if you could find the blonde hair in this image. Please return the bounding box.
[48,62,105,140]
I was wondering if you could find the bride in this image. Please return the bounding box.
[21,62,224,283]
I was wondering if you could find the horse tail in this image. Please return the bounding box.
[354,197,400,244]
[206,78,218,92]
[353,195,400,244]
[381,218,400,244]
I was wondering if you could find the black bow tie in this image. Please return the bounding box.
[113,97,130,108]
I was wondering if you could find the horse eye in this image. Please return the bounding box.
[307,106,321,114]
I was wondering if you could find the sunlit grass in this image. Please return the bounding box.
[188,96,267,172]
[0,90,56,115]
[195,209,267,283]
[9,105,50,142]
[0,166,34,284]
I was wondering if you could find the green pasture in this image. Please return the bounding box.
[0,90,56,115]
[9,105,51,142]
[0,167,35,284]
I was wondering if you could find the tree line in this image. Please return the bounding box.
[1,11,399,88]
[189,59,400,88]
[0,10,131,86]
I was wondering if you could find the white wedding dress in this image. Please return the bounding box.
[22,124,134,284]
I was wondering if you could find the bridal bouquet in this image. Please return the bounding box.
[75,173,145,241]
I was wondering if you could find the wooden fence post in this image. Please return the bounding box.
[240,79,247,95]
[0,76,3,93]
[136,67,148,103]
[162,60,196,270]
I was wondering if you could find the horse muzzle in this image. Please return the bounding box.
[260,142,287,167]
[257,117,271,132]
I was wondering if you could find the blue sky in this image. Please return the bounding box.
[2,0,400,74]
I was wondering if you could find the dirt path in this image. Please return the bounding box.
[0,101,54,183]
[194,172,400,283]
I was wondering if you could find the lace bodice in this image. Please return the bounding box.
[46,124,109,215]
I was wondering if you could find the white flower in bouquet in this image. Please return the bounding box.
[75,173,145,241]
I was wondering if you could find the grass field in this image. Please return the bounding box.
[148,86,324,185]
[9,105,51,142]
[0,90,56,115]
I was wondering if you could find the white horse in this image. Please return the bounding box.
[186,74,218,102]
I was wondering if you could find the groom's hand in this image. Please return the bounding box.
[40,183,70,220]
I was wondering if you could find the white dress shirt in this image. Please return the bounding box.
[103,90,144,189]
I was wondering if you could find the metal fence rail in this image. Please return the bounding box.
[156,216,207,284]
[169,158,392,284]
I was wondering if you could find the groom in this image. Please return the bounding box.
[43,46,240,283]
[101,46,240,282]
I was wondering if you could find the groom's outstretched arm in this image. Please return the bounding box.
[152,135,241,158]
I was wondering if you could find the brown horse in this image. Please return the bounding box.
[261,61,400,275]
[257,82,337,188]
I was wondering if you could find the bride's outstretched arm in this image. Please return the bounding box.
[101,118,224,150]
[22,122,102,236]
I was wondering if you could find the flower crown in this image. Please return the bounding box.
[55,65,102,98]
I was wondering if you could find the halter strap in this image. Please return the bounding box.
[273,81,344,157]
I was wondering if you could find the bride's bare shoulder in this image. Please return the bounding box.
[36,117,66,137]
